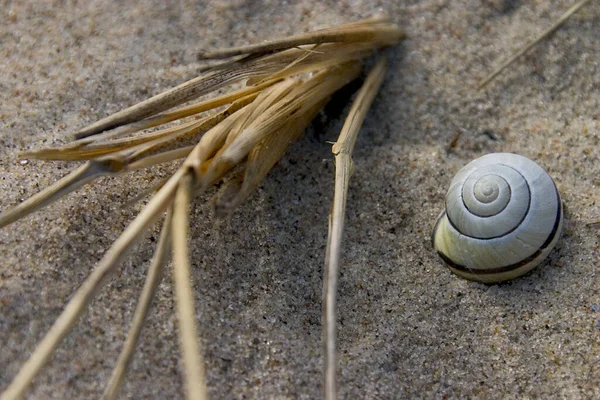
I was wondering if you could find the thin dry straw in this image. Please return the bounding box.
[197,15,397,59]
[172,175,207,400]
[0,161,119,228]
[102,208,173,400]
[68,80,277,147]
[73,67,263,139]
[0,169,183,400]
[323,56,387,400]
[478,0,594,89]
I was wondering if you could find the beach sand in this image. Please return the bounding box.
[1,1,599,398]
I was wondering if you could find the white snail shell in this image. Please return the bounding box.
[432,153,563,283]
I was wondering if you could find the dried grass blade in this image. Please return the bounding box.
[0,169,183,400]
[74,22,400,142]
[172,174,207,400]
[255,44,322,85]
[198,15,402,59]
[123,146,194,172]
[0,159,123,228]
[129,83,296,175]
[180,104,256,176]
[168,81,298,190]
[478,0,593,89]
[222,80,298,146]
[73,78,280,146]
[124,97,258,165]
[22,119,203,161]
[213,98,325,214]
[69,80,277,149]
[245,41,388,85]
[202,63,362,187]
[74,65,283,140]
[323,56,387,400]
[102,208,173,400]
[25,93,259,162]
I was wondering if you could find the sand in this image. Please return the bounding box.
[1,0,599,398]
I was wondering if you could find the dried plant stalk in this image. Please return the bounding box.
[323,56,388,400]
[172,175,208,400]
[0,16,403,400]
[478,0,593,89]
[102,208,172,400]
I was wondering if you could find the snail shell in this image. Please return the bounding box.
[432,153,563,283]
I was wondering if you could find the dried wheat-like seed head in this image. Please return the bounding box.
[0,15,403,400]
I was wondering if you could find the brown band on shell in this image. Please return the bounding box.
[437,185,562,277]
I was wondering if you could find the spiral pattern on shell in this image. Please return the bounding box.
[432,153,563,283]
